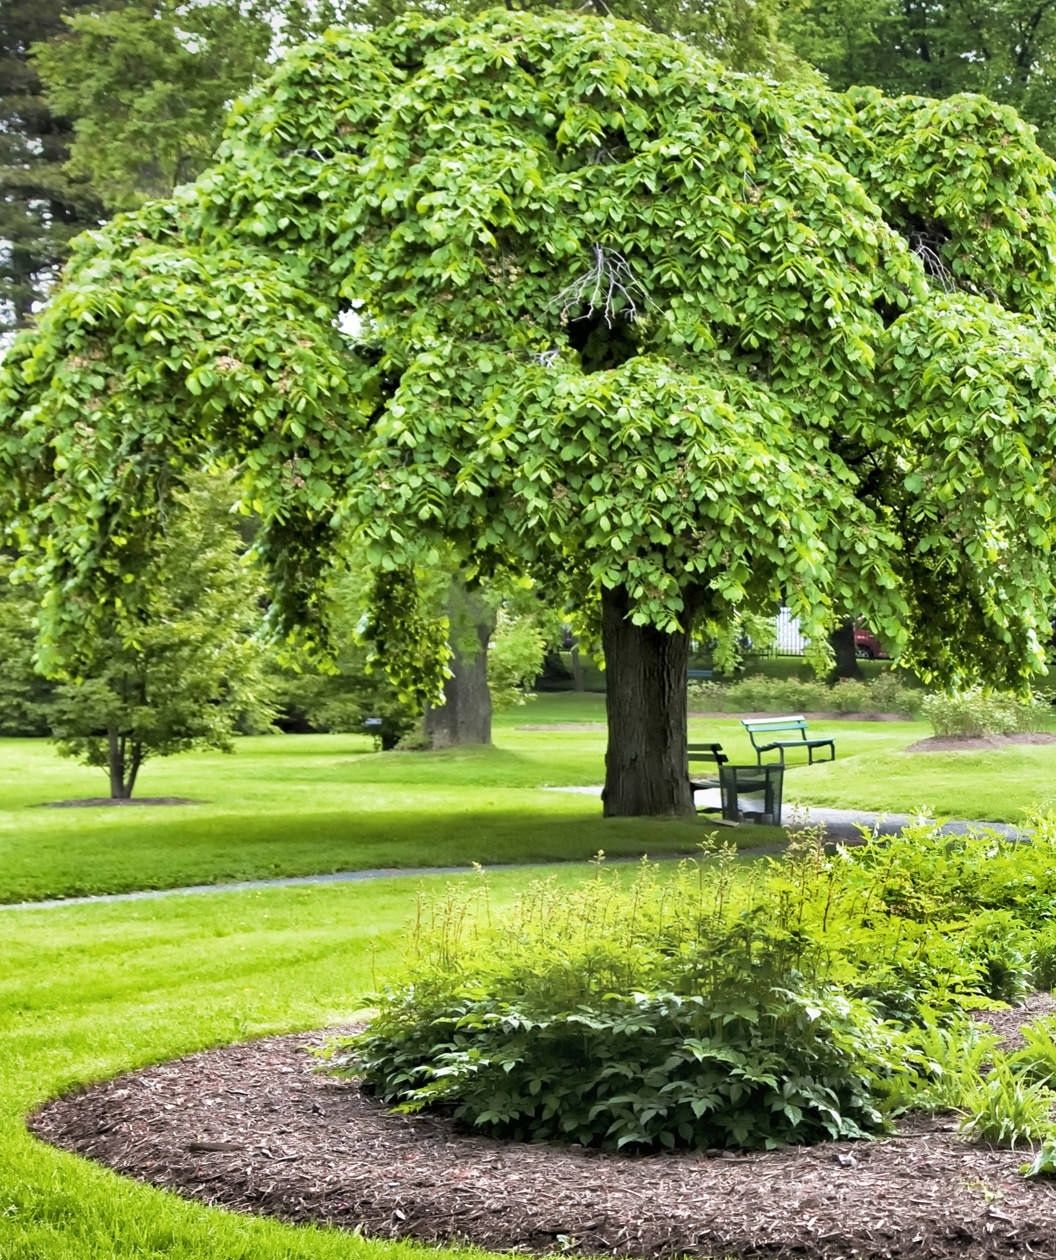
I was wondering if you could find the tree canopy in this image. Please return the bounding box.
[4,10,1056,811]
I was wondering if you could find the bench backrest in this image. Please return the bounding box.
[687,742,727,766]
[741,716,809,745]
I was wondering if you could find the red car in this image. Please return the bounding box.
[853,625,889,659]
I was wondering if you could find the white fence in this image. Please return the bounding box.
[770,607,808,656]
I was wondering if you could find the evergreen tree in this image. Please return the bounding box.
[47,474,275,799]
[0,0,105,337]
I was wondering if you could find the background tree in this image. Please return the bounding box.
[331,0,801,76]
[0,556,54,735]
[28,0,350,214]
[4,13,1056,817]
[783,0,1056,152]
[274,568,549,747]
[47,473,275,799]
[31,0,275,213]
[0,0,107,337]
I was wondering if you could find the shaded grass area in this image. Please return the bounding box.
[0,707,779,903]
[0,691,1053,905]
[0,871,565,1260]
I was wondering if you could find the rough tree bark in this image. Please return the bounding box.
[601,585,696,818]
[424,579,496,748]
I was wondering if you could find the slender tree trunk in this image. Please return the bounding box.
[125,743,143,798]
[107,728,131,799]
[569,642,584,691]
[829,620,862,681]
[601,585,695,818]
[424,579,496,748]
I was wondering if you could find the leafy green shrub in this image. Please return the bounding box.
[868,670,923,716]
[1030,922,1056,991]
[827,679,871,712]
[1023,1139,1056,1177]
[957,1058,1056,1149]
[329,826,1056,1154]
[339,983,906,1151]
[921,687,1051,737]
[957,910,1036,1004]
[887,1018,999,1115]
[1008,1019,1056,1087]
[325,850,930,1151]
[838,822,1056,930]
[722,676,830,713]
[687,671,920,716]
[686,679,727,709]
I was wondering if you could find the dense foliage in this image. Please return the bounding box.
[784,0,1056,154]
[330,823,1056,1150]
[0,556,55,735]
[688,671,921,715]
[921,689,1052,738]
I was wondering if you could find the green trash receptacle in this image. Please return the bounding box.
[719,763,784,825]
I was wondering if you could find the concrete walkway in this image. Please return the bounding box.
[546,783,1028,844]
[0,797,1025,912]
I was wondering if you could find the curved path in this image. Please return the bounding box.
[0,803,1025,912]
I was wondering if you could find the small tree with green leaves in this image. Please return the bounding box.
[47,474,274,799]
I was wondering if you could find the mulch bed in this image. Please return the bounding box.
[27,994,1056,1260]
[906,734,1056,754]
[38,797,200,807]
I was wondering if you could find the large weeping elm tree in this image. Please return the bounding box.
[3,10,1056,816]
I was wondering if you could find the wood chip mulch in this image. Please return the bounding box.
[905,734,1056,754]
[38,797,201,807]
[27,995,1056,1259]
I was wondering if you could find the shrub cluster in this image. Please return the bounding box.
[920,687,1051,737]
[327,823,1056,1157]
[688,672,921,717]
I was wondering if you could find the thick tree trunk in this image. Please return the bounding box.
[601,585,695,818]
[424,580,496,748]
[829,620,862,681]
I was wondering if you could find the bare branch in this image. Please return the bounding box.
[552,244,653,326]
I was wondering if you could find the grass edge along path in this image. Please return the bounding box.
[1,868,624,1260]
[0,712,791,903]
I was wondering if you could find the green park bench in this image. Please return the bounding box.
[688,742,785,825]
[741,715,835,766]
[688,742,728,811]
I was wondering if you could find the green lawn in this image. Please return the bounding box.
[4,691,1056,1258]
[1,692,1054,904]
[0,869,574,1260]
[0,699,773,904]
